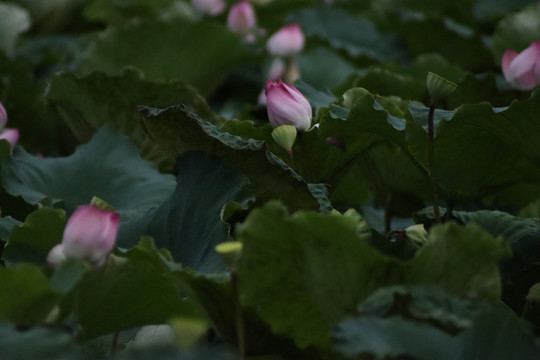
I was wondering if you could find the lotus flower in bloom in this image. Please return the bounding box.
[191,0,226,16]
[0,128,19,149]
[265,80,312,131]
[0,102,7,131]
[266,24,305,57]
[501,41,540,90]
[47,205,120,268]
[227,1,257,37]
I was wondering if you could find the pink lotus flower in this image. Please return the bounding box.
[266,24,305,57]
[191,0,226,16]
[502,41,540,90]
[0,128,19,149]
[47,205,120,268]
[265,80,312,131]
[0,102,7,131]
[227,1,257,37]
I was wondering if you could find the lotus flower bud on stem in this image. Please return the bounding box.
[271,125,297,154]
[265,80,312,131]
[191,0,226,16]
[426,72,457,102]
[227,1,257,42]
[215,241,243,270]
[47,204,120,269]
[266,24,305,58]
[501,41,540,90]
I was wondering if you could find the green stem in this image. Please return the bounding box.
[428,103,441,224]
[111,331,119,355]
[231,268,245,360]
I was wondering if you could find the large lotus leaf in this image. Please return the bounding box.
[236,202,402,349]
[236,205,510,349]
[296,47,356,90]
[83,0,182,26]
[491,4,540,63]
[0,127,176,241]
[288,6,409,63]
[0,323,83,360]
[47,71,217,170]
[139,104,330,211]
[79,20,245,95]
[341,54,465,103]
[371,5,492,70]
[326,87,540,202]
[334,316,458,360]
[406,222,511,300]
[0,264,59,325]
[66,238,202,340]
[1,208,66,266]
[142,152,253,273]
[414,208,540,313]
[356,285,487,330]
[458,309,540,360]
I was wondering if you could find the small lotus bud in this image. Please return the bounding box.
[227,1,257,37]
[405,224,428,247]
[265,80,312,131]
[215,241,243,269]
[169,318,208,349]
[266,24,305,57]
[47,205,119,268]
[271,125,297,153]
[501,41,540,90]
[426,72,457,101]
[90,196,114,211]
[191,0,226,16]
[0,128,19,149]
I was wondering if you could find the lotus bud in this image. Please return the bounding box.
[266,24,305,57]
[191,0,226,16]
[405,224,428,247]
[502,41,540,90]
[0,102,6,131]
[265,80,312,131]
[272,125,297,153]
[215,241,243,269]
[227,1,257,37]
[426,72,457,101]
[0,128,19,149]
[47,205,120,268]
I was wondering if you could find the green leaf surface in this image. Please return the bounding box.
[47,71,217,170]
[236,205,510,349]
[0,323,82,360]
[0,264,59,325]
[289,6,409,62]
[334,316,457,360]
[1,127,176,244]
[79,20,245,95]
[140,104,329,211]
[236,202,400,348]
[143,152,253,273]
[1,208,66,266]
[407,222,511,299]
[69,238,202,340]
